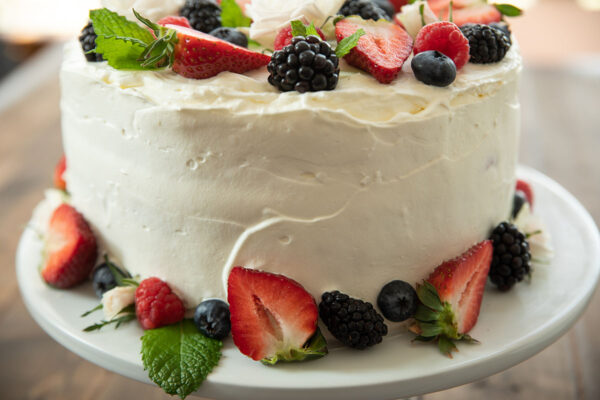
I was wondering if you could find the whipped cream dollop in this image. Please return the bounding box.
[247,0,345,46]
[101,0,184,22]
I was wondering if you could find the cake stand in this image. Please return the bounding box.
[16,166,600,400]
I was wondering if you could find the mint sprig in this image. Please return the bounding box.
[335,28,365,58]
[141,320,222,399]
[221,0,251,27]
[290,20,319,37]
[83,304,136,332]
[494,3,523,17]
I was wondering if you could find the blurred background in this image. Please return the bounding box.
[0,0,599,399]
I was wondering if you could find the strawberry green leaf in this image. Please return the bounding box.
[416,282,443,312]
[261,327,328,365]
[335,28,365,58]
[141,320,222,399]
[494,4,523,17]
[415,304,439,322]
[437,336,458,357]
[417,321,443,337]
[221,0,252,27]
[290,20,307,37]
[413,335,436,342]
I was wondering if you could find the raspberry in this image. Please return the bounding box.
[413,21,470,70]
[135,277,185,330]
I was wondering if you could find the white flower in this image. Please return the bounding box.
[397,1,438,38]
[101,0,185,23]
[247,0,346,47]
[102,286,136,320]
[513,203,554,263]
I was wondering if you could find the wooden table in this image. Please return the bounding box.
[1,37,599,400]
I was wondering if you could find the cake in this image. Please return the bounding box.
[59,1,521,310]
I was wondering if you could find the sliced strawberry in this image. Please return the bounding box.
[516,179,534,208]
[157,16,191,29]
[413,21,470,70]
[227,266,327,364]
[441,4,502,26]
[335,17,413,84]
[412,240,492,356]
[42,204,98,288]
[169,25,270,79]
[274,24,326,51]
[390,0,409,12]
[53,154,66,191]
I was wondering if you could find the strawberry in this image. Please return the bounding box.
[390,0,409,12]
[335,17,413,84]
[516,179,534,208]
[53,154,66,191]
[227,266,327,364]
[427,0,474,14]
[412,240,492,356]
[413,21,470,70]
[42,204,98,288]
[441,4,502,26]
[157,16,191,29]
[273,24,326,51]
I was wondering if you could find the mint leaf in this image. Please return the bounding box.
[305,22,319,36]
[335,28,365,58]
[290,20,307,37]
[221,0,251,27]
[141,320,222,399]
[494,4,523,17]
[90,8,154,45]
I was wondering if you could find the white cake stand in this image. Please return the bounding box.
[16,166,600,400]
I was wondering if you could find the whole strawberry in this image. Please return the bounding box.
[135,277,185,330]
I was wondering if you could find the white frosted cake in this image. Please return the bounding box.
[60,19,521,309]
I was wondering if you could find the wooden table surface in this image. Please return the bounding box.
[1,18,600,400]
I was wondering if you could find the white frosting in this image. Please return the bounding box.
[60,39,521,308]
[101,0,185,23]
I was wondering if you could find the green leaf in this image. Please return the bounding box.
[290,20,307,37]
[261,327,328,365]
[333,15,345,26]
[305,22,319,36]
[81,303,103,317]
[417,321,443,337]
[437,336,458,357]
[90,8,154,45]
[83,312,136,332]
[412,335,436,342]
[416,282,443,312]
[141,320,222,399]
[415,304,439,322]
[335,28,365,58]
[494,4,523,17]
[221,0,252,27]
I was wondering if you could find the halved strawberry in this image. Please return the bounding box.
[42,204,98,288]
[390,0,409,12]
[335,16,413,84]
[441,4,502,26]
[227,266,327,364]
[53,154,66,191]
[412,240,492,356]
[273,24,326,50]
[157,16,191,29]
[516,179,534,208]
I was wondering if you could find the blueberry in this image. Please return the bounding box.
[208,27,248,48]
[377,280,418,322]
[411,50,456,87]
[512,190,528,218]
[193,299,231,340]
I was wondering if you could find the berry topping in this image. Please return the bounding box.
[227,267,327,364]
[273,24,326,51]
[460,23,511,64]
[411,50,456,87]
[413,21,470,70]
[42,204,98,288]
[339,0,391,21]
[209,27,248,48]
[442,4,502,27]
[180,0,222,33]
[377,280,418,322]
[516,179,534,208]
[193,299,231,340]
[335,16,413,84]
[92,257,130,298]
[512,190,528,219]
[53,154,66,191]
[157,16,192,29]
[490,21,511,42]
[79,21,103,62]
[489,222,532,291]
[268,35,340,93]
[390,0,409,12]
[135,277,185,330]
[372,0,396,19]
[319,291,388,349]
[413,241,492,356]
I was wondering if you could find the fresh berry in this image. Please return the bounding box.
[489,222,531,291]
[427,0,473,14]
[157,16,192,28]
[373,0,396,19]
[443,5,502,27]
[193,299,231,339]
[53,154,66,191]
[169,25,270,79]
[335,17,413,84]
[41,204,98,288]
[390,0,409,12]
[92,258,129,298]
[339,0,391,21]
[411,50,456,87]
[273,24,326,51]
[516,179,534,208]
[460,23,511,63]
[413,21,470,70]
[490,21,511,43]
[267,35,339,93]
[217,0,251,12]
[377,280,418,322]
[79,21,103,62]
[227,267,327,363]
[413,241,492,356]
[135,277,185,330]
[319,291,388,349]
[512,190,528,218]
[209,27,248,48]
[180,0,222,33]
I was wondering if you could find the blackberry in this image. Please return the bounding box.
[489,222,532,291]
[372,0,396,19]
[489,21,512,44]
[180,0,221,33]
[338,0,390,21]
[267,35,339,93]
[209,27,248,48]
[319,290,388,349]
[460,23,511,64]
[79,22,103,62]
